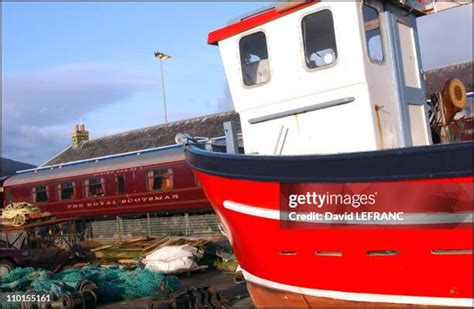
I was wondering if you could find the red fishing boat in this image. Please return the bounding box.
[184,0,473,307]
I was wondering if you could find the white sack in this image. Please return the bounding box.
[144,244,203,263]
[143,244,203,274]
[145,257,198,274]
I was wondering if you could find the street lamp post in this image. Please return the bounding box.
[154,51,171,124]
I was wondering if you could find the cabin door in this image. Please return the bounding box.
[386,5,432,146]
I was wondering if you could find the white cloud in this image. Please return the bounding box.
[1,125,68,166]
[2,63,156,164]
[2,63,155,126]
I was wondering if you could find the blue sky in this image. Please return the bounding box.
[2,2,473,165]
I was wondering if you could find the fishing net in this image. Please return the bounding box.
[0,267,39,291]
[0,293,27,309]
[0,265,180,302]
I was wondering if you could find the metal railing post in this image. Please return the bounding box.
[147,213,152,237]
[224,121,239,154]
[184,213,190,236]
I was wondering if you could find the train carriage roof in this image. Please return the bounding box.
[3,147,184,187]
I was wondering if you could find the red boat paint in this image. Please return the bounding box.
[2,148,210,218]
[196,0,473,305]
[207,1,316,45]
[185,143,474,307]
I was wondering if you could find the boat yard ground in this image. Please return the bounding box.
[99,269,253,308]
[0,223,255,308]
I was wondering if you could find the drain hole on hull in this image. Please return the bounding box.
[280,251,297,256]
[432,249,473,255]
[315,251,342,257]
[367,250,399,256]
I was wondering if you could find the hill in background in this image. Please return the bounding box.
[1,157,36,177]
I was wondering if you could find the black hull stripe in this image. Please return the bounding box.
[184,142,474,183]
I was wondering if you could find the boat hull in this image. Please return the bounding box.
[185,142,474,307]
[246,282,468,308]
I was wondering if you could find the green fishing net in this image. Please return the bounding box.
[0,265,180,302]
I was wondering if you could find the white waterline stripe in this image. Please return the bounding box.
[224,200,281,220]
[241,269,473,307]
[223,201,473,225]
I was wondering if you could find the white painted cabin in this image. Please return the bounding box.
[209,0,435,155]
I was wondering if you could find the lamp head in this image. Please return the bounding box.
[154,52,171,59]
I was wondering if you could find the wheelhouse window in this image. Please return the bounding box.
[147,168,173,191]
[85,178,105,197]
[363,4,384,63]
[116,175,125,194]
[33,185,48,203]
[239,31,271,87]
[302,10,338,69]
[58,181,75,200]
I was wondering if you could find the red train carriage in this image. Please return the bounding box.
[0,178,5,208]
[1,145,210,218]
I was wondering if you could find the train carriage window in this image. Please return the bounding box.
[302,10,338,69]
[239,31,271,87]
[85,178,105,197]
[147,168,173,191]
[116,175,125,194]
[58,181,75,200]
[33,185,48,203]
[363,4,384,63]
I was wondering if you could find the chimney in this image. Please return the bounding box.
[71,123,89,147]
